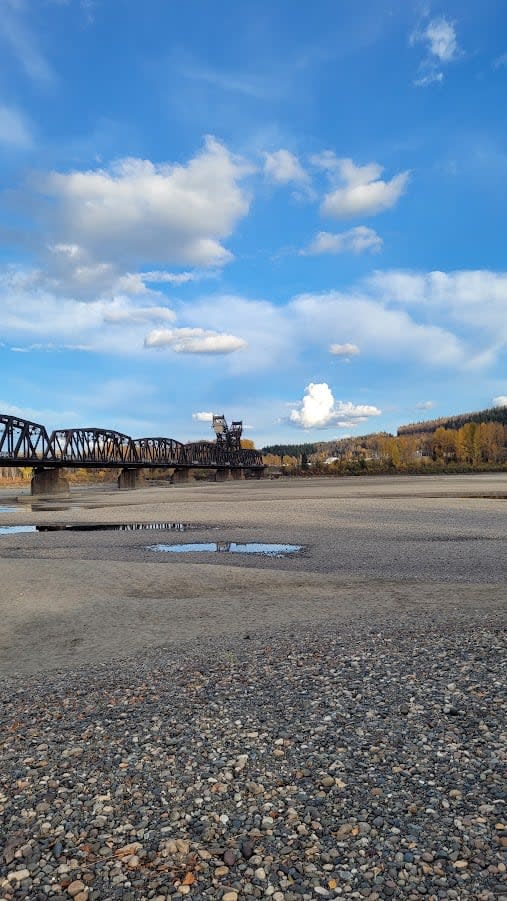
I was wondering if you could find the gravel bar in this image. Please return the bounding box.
[1,612,506,901]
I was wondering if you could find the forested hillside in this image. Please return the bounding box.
[398,406,507,436]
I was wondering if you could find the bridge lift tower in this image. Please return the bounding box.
[212,414,243,452]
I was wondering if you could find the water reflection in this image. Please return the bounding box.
[148,541,301,556]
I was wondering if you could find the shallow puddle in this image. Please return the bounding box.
[0,521,194,534]
[38,521,194,532]
[0,525,37,534]
[148,541,302,556]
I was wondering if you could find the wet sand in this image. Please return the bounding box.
[1,473,506,676]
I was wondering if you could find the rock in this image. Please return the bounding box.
[240,841,255,860]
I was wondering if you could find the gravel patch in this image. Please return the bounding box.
[1,614,505,900]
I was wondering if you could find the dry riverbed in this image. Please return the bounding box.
[0,475,505,899]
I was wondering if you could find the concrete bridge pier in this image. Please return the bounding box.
[172,468,193,484]
[31,466,69,496]
[118,467,145,490]
[215,467,233,482]
[230,467,245,480]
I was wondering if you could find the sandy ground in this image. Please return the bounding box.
[0,473,506,677]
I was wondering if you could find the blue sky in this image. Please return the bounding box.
[1,0,507,446]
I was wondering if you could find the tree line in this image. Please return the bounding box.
[398,405,507,437]
[262,420,507,473]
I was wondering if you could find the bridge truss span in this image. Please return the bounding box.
[133,437,187,467]
[0,413,265,473]
[0,415,52,466]
[49,428,137,467]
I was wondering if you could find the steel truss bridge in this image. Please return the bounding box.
[0,415,264,490]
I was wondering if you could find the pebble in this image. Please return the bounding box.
[0,615,505,900]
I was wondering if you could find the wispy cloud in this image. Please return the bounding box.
[0,0,55,84]
[410,16,462,87]
[0,104,32,148]
[415,400,434,410]
[302,227,382,255]
[174,55,279,101]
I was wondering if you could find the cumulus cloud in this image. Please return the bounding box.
[410,17,461,86]
[320,157,409,218]
[144,327,247,355]
[493,396,507,407]
[289,382,381,430]
[330,343,360,358]
[303,226,382,255]
[0,104,32,148]
[192,411,214,422]
[23,136,252,299]
[263,149,308,185]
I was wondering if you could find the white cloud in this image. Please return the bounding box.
[144,327,247,355]
[414,71,444,87]
[2,261,505,377]
[182,294,293,373]
[422,18,459,62]
[289,382,381,429]
[292,291,466,368]
[415,400,435,410]
[410,17,461,87]
[263,149,308,185]
[141,270,210,285]
[330,343,360,357]
[493,53,507,69]
[192,411,214,422]
[104,306,176,325]
[493,395,507,408]
[26,136,252,298]
[0,104,32,148]
[368,269,507,345]
[303,226,382,255]
[320,158,409,218]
